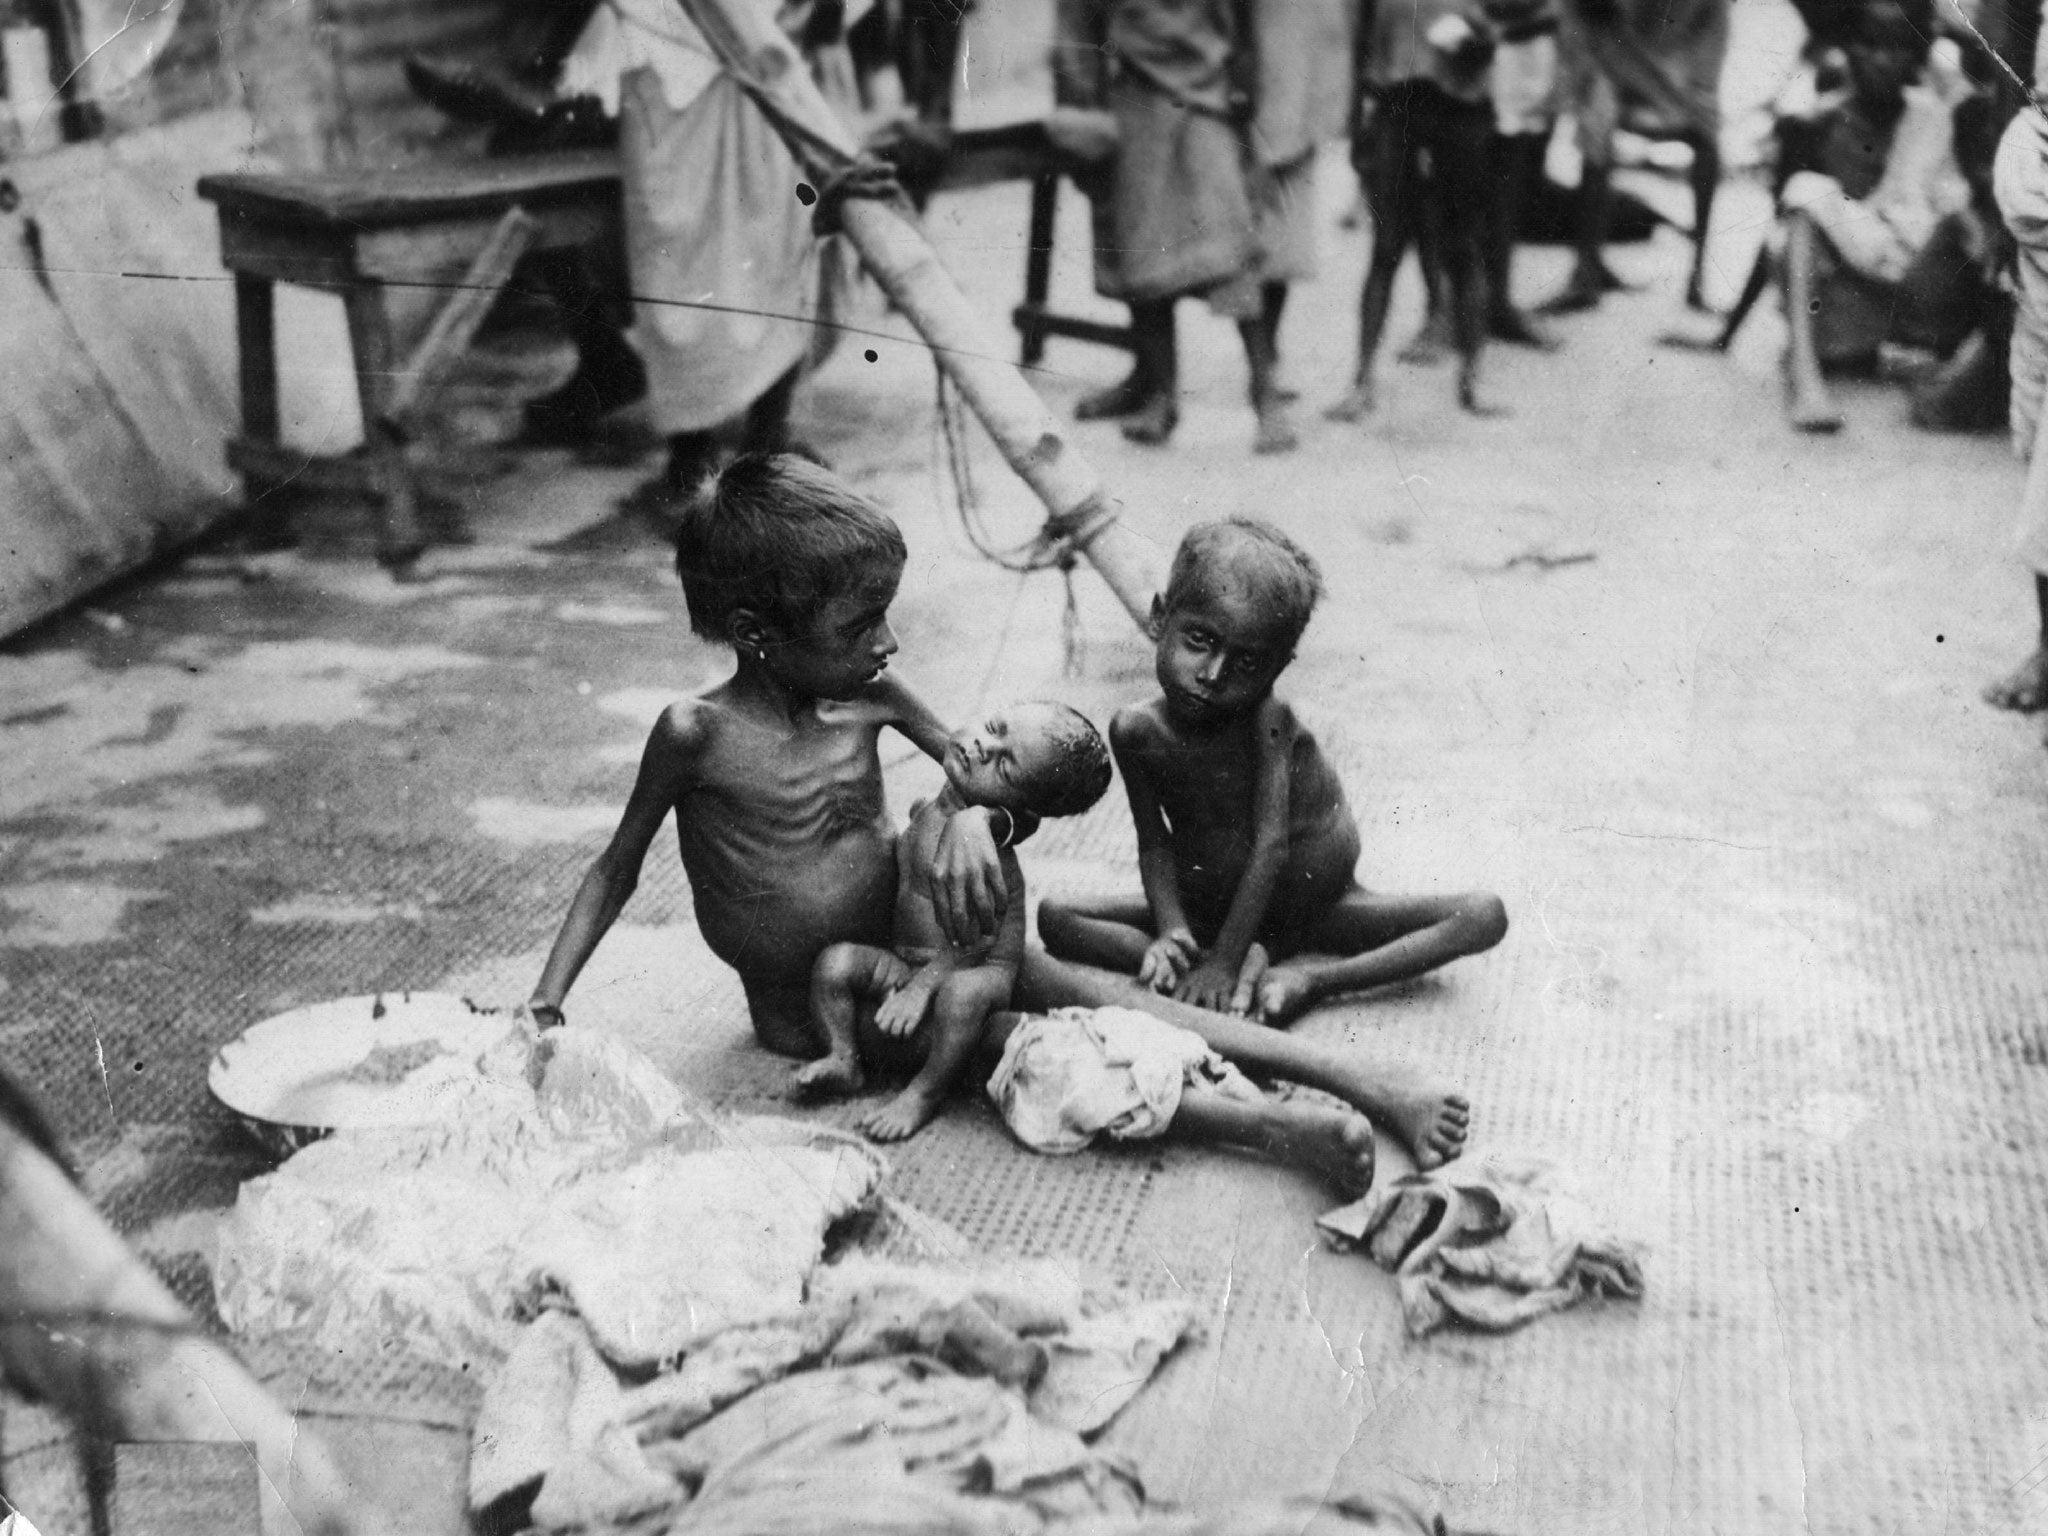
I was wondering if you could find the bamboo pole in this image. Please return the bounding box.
[0,1118,373,1536]
[673,0,1162,630]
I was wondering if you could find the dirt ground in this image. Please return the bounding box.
[7,8,2048,1529]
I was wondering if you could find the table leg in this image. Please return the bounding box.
[340,281,427,570]
[233,274,279,444]
[1021,172,1058,367]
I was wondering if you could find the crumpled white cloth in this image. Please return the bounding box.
[1318,1150,1644,1337]
[470,1260,1196,1533]
[215,1026,881,1372]
[986,1007,1262,1155]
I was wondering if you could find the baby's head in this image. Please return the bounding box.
[1151,519,1324,724]
[943,702,1112,820]
[675,453,908,698]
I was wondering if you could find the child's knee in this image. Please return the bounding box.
[1458,892,1509,952]
[1036,896,1080,948]
[810,942,867,993]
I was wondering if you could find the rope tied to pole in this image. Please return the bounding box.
[933,363,1114,676]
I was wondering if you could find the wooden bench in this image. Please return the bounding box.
[197,125,1120,565]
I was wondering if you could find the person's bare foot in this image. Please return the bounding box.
[1324,381,1375,422]
[859,1083,943,1141]
[1253,401,1300,455]
[1656,324,1725,354]
[1488,308,1557,350]
[1536,279,1602,316]
[1457,370,1507,418]
[1076,370,1152,421]
[1399,316,1451,365]
[792,1052,864,1100]
[1378,1084,1470,1169]
[1121,395,1179,445]
[1985,648,2048,712]
[1789,392,1844,433]
[1255,965,1321,1024]
[1287,1108,1378,1199]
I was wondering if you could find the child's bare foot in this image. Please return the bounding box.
[859,1083,943,1142]
[1398,316,1451,365]
[1324,382,1375,422]
[1254,965,1322,1024]
[791,1053,863,1100]
[1253,402,1299,455]
[1121,396,1179,446]
[1291,1109,1379,1199]
[1457,370,1507,418]
[1488,308,1557,350]
[1985,648,2048,712]
[1383,1086,1469,1169]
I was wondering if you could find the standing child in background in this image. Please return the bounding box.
[526,453,1018,1059]
[1327,0,1504,418]
[801,701,1112,1141]
[1215,0,1356,452]
[1060,0,1297,453]
[1038,519,1508,1025]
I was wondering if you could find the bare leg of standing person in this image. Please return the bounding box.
[1329,86,1423,422]
[1241,281,1299,454]
[1486,131,1557,347]
[1684,128,1721,311]
[1122,297,1181,444]
[1015,947,1471,1168]
[1784,212,1845,432]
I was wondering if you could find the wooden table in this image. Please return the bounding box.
[197,129,1119,566]
[197,151,626,566]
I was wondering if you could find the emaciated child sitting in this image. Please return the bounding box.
[801,701,1112,1141]
[527,453,1017,1060]
[1039,519,1508,1024]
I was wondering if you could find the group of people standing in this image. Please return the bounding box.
[1050,0,1730,450]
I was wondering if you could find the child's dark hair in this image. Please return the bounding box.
[673,452,907,642]
[1016,703,1113,819]
[1161,518,1325,646]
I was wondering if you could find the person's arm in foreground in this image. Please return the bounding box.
[529,703,704,1020]
[1114,712,1200,993]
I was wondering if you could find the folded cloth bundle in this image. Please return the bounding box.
[986,1007,1262,1155]
[1317,1151,1644,1337]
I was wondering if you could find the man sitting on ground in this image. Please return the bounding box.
[1778,2,1991,431]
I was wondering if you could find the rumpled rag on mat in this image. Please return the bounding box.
[987,1007,1262,1154]
[1316,1151,1644,1337]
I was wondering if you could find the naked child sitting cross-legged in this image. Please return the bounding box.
[1039,518,1508,1027]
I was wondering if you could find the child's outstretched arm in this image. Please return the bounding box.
[1175,695,1296,1013]
[1110,713,1199,992]
[529,703,704,1020]
[872,672,1021,945]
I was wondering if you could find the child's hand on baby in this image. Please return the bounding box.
[1139,930,1199,992]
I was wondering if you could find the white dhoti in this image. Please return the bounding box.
[1995,109,2048,573]
[565,0,860,437]
[619,66,829,436]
